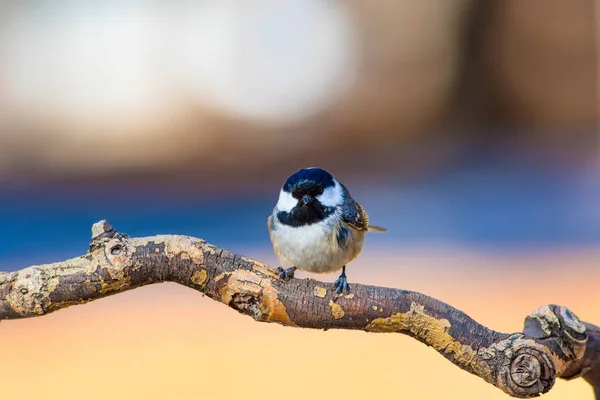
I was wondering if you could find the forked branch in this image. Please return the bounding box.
[0,220,598,398]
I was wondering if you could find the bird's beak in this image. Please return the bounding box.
[302,195,312,205]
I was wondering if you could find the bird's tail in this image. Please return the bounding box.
[367,225,387,232]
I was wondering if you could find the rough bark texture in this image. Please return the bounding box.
[0,220,598,398]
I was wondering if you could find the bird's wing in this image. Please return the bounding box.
[267,215,275,234]
[367,225,387,232]
[340,184,387,232]
[341,198,370,232]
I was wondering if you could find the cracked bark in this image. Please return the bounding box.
[0,220,598,398]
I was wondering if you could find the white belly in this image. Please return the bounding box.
[269,216,364,274]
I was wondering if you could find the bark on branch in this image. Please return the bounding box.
[0,220,598,398]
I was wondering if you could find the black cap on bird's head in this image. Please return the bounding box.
[276,167,343,227]
[282,167,335,201]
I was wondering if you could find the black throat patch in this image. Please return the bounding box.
[277,203,335,227]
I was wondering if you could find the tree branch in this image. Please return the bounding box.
[0,220,598,398]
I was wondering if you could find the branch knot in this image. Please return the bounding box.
[90,219,130,253]
[525,305,588,365]
[480,333,555,397]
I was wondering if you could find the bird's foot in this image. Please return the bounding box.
[276,266,296,281]
[333,270,350,294]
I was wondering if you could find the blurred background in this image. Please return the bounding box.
[0,0,599,399]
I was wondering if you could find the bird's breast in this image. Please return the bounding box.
[269,216,364,274]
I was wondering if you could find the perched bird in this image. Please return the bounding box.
[267,167,386,294]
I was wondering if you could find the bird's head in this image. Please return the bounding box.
[274,167,345,227]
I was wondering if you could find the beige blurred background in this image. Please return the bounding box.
[0,0,596,181]
[0,1,599,399]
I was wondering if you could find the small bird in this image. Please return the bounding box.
[267,167,386,294]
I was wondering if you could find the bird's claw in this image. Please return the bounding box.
[333,275,350,294]
[276,266,296,281]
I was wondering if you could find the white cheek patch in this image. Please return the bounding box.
[316,180,344,207]
[276,189,298,212]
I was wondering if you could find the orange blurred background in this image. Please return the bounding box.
[0,0,599,399]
